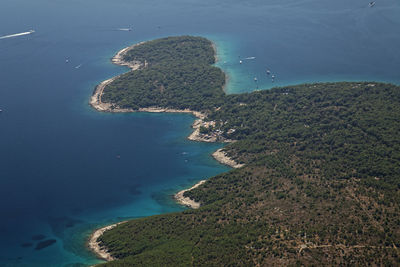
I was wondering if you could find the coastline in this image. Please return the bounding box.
[89,42,143,113]
[212,148,244,168]
[89,40,233,143]
[173,150,243,208]
[88,221,127,261]
[91,40,218,114]
[211,40,230,93]
[88,39,243,263]
[111,41,145,69]
[174,180,206,209]
[211,41,218,63]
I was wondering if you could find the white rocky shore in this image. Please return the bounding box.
[174,150,243,208]
[174,180,206,209]
[88,221,127,262]
[212,148,244,169]
[88,40,244,263]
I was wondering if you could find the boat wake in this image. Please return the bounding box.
[117,28,132,31]
[0,30,35,40]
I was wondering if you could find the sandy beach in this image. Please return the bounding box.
[88,221,127,261]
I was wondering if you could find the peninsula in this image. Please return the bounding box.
[90,36,400,266]
[90,36,234,143]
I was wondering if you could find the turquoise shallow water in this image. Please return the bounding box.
[0,0,399,265]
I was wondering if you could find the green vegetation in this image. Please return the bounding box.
[97,36,400,266]
[102,36,225,111]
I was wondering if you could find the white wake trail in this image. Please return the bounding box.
[0,30,35,40]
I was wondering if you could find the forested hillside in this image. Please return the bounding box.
[96,37,400,266]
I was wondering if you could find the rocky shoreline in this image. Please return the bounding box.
[88,40,244,264]
[174,180,206,209]
[173,151,243,208]
[89,40,236,143]
[88,221,127,261]
[89,43,142,112]
[212,148,244,168]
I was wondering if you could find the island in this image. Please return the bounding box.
[89,36,400,266]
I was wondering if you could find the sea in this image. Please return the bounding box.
[0,0,399,266]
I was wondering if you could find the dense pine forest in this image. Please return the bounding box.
[97,36,400,266]
[102,36,226,111]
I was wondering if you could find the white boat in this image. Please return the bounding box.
[369,1,375,7]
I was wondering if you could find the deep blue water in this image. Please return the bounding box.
[0,0,399,266]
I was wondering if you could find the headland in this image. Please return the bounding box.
[90,37,238,151]
[88,36,243,262]
[174,180,206,209]
[88,222,127,261]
